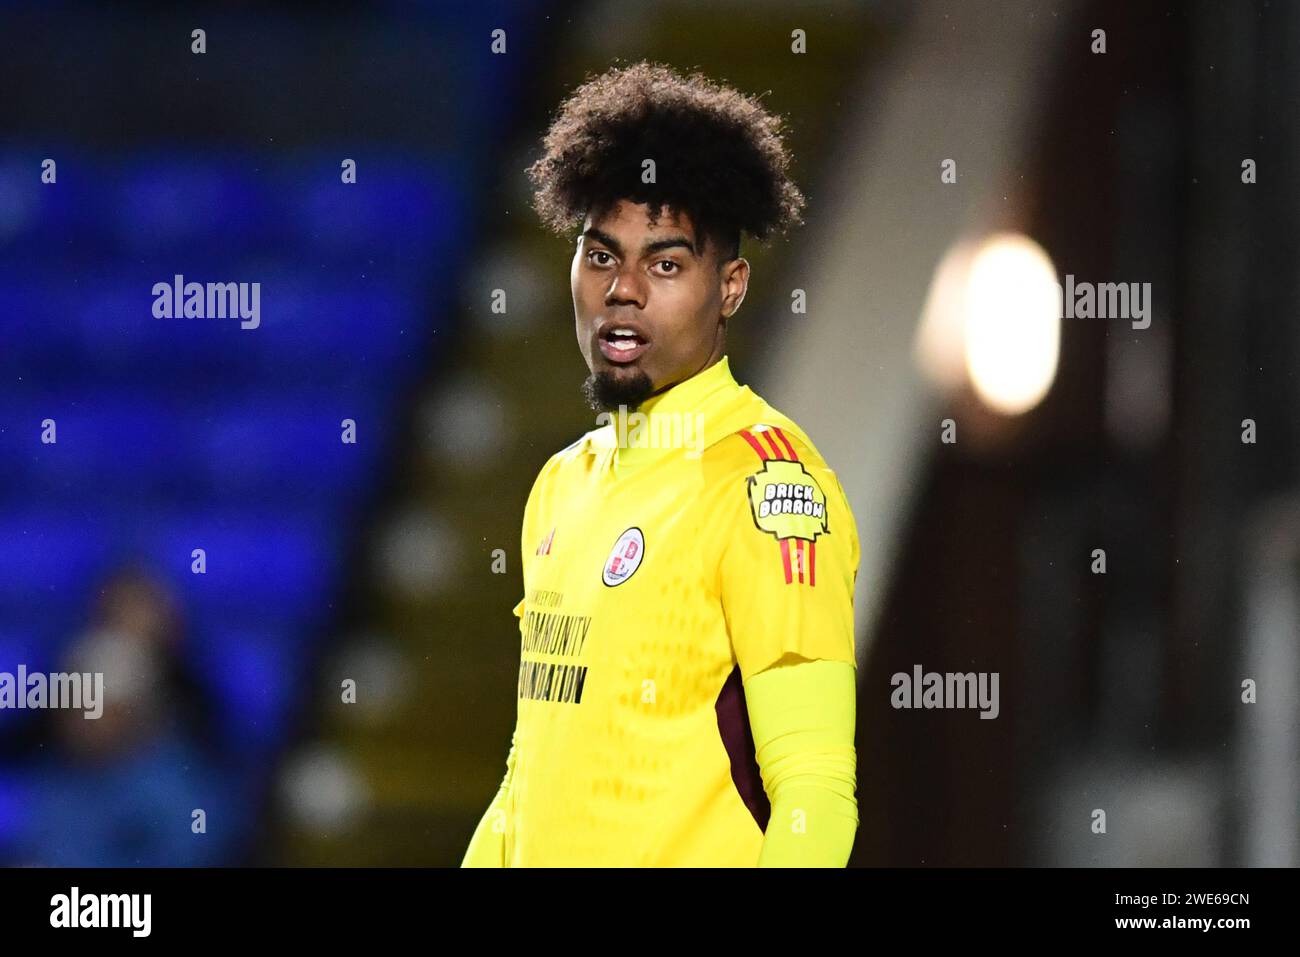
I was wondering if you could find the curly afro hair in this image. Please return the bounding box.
[527,61,806,264]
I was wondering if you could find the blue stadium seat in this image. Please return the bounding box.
[193,394,388,506]
[0,143,469,806]
[190,626,306,753]
[133,510,342,628]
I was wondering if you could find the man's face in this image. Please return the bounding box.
[571,199,748,412]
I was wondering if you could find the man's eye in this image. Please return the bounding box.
[588,250,613,266]
[655,260,679,274]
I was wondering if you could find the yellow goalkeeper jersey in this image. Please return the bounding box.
[502,354,859,866]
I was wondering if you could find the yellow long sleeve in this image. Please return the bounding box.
[742,656,858,867]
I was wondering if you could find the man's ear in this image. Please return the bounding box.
[721,257,750,319]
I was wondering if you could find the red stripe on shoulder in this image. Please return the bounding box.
[772,427,798,461]
[738,429,770,461]
[760,430,785,460]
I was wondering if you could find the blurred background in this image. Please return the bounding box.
[0,0,1294,866]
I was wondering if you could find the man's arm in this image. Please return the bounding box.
[460,730,517,867]
[713,426,862,866]
[743,655,858,867]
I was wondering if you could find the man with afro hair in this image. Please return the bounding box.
[463,61,860,868]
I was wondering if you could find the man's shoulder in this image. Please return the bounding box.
[552,428,599,462]
[704,398,850,507]
[704,397,835,477]
[530,424,607,482]
[704,402,857,555]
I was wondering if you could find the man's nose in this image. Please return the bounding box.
[605,265,644,306]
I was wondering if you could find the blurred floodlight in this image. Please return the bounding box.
[915,240,977,390]
[964,234,1060,415]
[916,233,1061,416]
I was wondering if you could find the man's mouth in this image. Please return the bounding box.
[597,327,649,364]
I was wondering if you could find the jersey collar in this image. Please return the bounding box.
[594,355,750,470]
[639,354,738,418]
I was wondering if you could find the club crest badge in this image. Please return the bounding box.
[602,527,645,586]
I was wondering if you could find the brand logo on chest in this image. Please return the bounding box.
[602,527,645,586]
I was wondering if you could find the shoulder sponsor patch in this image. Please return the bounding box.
[736,426,828,586]
[746,459,830,542]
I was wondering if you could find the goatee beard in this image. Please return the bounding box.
[582,368,655,413]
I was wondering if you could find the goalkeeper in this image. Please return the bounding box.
[463,61,860,867]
